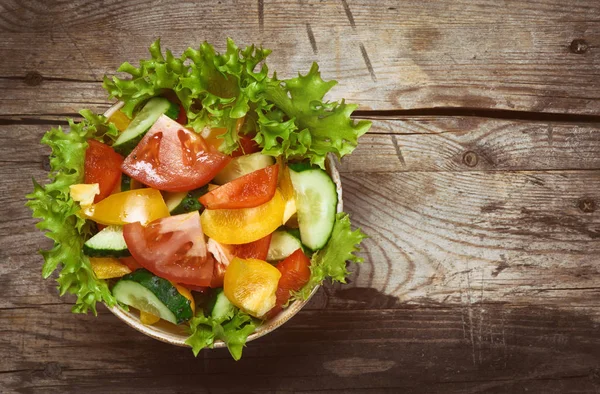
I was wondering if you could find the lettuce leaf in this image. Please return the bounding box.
[186,308,256,361]
[257,64,371,168]
[102,38,271,154]
[294,213,367,300]
[102,40,370,167]
[26,110,119,314]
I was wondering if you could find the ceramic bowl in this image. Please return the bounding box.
[103,102,343,349]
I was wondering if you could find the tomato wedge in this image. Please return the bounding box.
[199,164,279,209]
[231,134,260,157]
[122,212,214,286]
[267,248,311,317]
[230,233,272,261]
[121,115,231,192]
[84,140,123,203]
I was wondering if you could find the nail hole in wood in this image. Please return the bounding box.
[578,198,596,213]
[570,39,589,54]
[24,71,43,86]
[462,151,479,167]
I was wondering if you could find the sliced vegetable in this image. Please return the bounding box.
[164,185,208,215]
[112,97,179,155]
[108,109,132,132]
[268,248,311,317]
[121,115,231,192]
[199,164,279,209]
[230,233,272,261]
[173,282,196,315]
[213,152,274,185]
[123,212,213,287]
[289,164,337,250]
[278,160,297,224]
[81,188,169,226]
[201,190,285,244]
[89,257,132,279]
[69,183,99,207]
[140,310,161,325]
[207,288,235,323]
[84,140,123,203]
[224,257,281,318]
[266,229,303,262]
[113,268,193,324]
[84,225,130,258]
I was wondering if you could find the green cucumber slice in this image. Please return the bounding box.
[112,269,193,324]
[206,289,235,323]
[289,166,337,251]
[267,229,303,262]
[163,185,209,215]
[112,97,179,156]
[83,225,130,258]
[213,152,274,184]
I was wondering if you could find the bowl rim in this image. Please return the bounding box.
[103,101,344,348]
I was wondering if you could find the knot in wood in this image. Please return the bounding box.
[43,362,62,378]
[462,151,479,167]
[578,198,596,213]
[24,71,43,86]
[570,39,589,54]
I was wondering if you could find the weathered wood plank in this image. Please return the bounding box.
[4,118,600,173]
[1,305,599,393]
[0,0,599,114]
[3,156,599,314]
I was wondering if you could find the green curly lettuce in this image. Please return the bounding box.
[293,213,367,300]
[102,39,370,167]
[257,63,371,168]
[186,307,256,361]
[26,110,119,314]
[102,38,271,154]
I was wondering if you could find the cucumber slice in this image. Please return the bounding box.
[213,152,274,184]
[163,186,208,215]
[83,225,130,258]
[267,229,303,262]
[113,269,193,324]
[206,289,235,323]
[112,97,179,156]
[289,165,338,251]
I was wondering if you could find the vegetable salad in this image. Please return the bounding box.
[27,39,368,360]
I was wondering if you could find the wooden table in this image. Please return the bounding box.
[1,0,600,392]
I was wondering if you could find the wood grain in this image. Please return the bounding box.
[1,0,599,115]
[1,305,600,393]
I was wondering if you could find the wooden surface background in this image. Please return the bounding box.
[1,0,600,393]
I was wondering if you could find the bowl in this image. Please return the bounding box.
[103,102,344,349]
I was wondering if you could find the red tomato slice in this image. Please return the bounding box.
[230,233,272,261]
[176,104,187,125]
[199,164,279,209]
[84,140,123,203]
[122,212,214,286]
[121,115,231,192]
[119,256,142,272]
[267,248,311,318]
[231,134,260,157]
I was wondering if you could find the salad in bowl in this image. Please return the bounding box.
[27,39,368,360]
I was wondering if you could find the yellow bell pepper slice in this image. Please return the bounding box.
[139,310,161,325]
[70,183,100,207]
[201,190,285,244]
[224,257,281,318]
[108,109,131,132]
[81,188,169,226]
[89,257,132,279]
